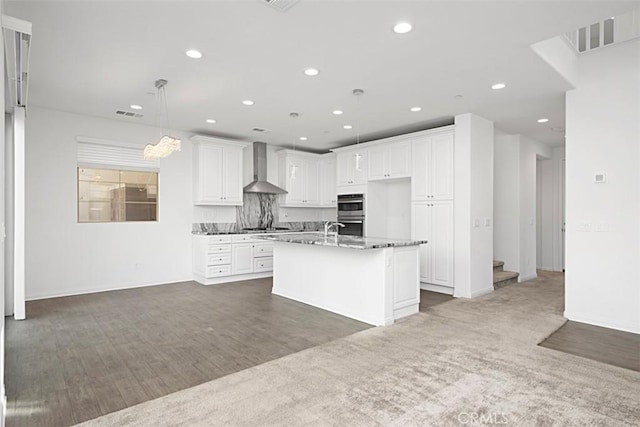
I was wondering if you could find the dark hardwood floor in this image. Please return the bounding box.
[5,278,371,427]
[419,289,454,311]
[540,320,640,372]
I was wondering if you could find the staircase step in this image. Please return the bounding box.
[493,270,519,289]
[493,260,505,272]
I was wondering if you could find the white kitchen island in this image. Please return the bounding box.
[258,233,427,326]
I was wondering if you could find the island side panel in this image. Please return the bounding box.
[271,242,391,326]
[392,245,421,320]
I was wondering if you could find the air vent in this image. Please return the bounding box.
[258,0,300,12]
[115,110,143,118]
[252,127,268,133]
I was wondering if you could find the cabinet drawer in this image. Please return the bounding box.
[207,253,231,266]
[205,265,231,277]
[207,244,231,254]
[232,234,257,243]
[253,243,273,257]
[254,257,273,272]
[206,235,232,244]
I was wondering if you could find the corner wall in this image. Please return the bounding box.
[565,38,640,333]
[25,107,194,300]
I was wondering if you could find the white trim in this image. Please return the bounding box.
[518,272,538,282]
[13,107,25,320]
[470,286,494,298]
[564,310,640,334]
[420,282,454,295]
[1,15,31,34]
[25,277,193,301]
[194,272,273,286]
[331,125,455,153]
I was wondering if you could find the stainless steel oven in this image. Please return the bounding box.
[337,194,365,236]
[337,218,364,237]
[337,194,364,218]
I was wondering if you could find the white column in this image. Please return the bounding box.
[453,113,494,298]
[13,106,25,320]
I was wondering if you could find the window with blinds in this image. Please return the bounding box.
[77,137,159,223]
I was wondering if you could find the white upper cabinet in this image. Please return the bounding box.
[277,151,321,207]
[319,154,337,206]
[368,142,411,181]
[336,149,368,186]
[411,131,454,201]
[192,136,248,205]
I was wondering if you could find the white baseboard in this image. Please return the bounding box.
[564,310,640,334]
[470,286,494,298]
[420,283,454,295]
[194,272,273,285]
[519,272,538,282]
[26,277,194,301]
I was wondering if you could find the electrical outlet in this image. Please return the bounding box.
[485,218,491,227]
[473,218,480,228]
[578,222,592,232]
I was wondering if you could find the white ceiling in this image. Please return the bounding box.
[5,0,637,152]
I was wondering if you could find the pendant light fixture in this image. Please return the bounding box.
[144,79,181,160]
[289,112,299,179]
[353,88,364,171]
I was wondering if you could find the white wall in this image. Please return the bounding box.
[4,115,13,316]
[538,157,555,270]
[493,133,520,273]
[0,3,6,415]
[454,113,494,298]
[565,38,640,334]
[551,147,566,272]
[25,107,194,300]
[493,131,553,280]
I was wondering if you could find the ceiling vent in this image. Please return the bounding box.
[258,0,300,13]
[115,110,143,118]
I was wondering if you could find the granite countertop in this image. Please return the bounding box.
[256,232,428,250]
[192,228,309,236]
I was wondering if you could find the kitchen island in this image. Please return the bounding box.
[257,233,427,326]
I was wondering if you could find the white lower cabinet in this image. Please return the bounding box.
[193,234,274,285]
[411,201,454,290]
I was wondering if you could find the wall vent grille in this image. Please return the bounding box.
[258,0,300,13]
[115,110,143,118]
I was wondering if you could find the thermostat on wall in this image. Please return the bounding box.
[594,173,606,183]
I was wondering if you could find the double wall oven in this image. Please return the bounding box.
[337,193,365,237]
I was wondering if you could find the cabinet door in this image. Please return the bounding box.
[411,201,432,283]
[387,142,411,178]
[285,156,305,204]
[303,159,319,205]
[368,146,387,180]
[431,201,454,287]
[336,152,353,186]
[223,147,244,204]
[352,150,368,184]
[232,243,254,275]
[198,144,223,202]
[320,158,337,206]
[411,138,430,200]
[431,132,454,200]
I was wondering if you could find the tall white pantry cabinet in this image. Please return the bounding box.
[411,129,455,294]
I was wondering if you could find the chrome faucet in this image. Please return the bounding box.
[324,221,345,237]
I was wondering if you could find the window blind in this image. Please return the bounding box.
[77,136,160,171]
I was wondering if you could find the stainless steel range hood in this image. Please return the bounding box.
[243,141,287,194]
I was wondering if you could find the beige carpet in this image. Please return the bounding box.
[77,272,640,426]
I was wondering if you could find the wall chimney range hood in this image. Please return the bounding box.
[243,142,287,194]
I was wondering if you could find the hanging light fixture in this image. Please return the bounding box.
[289,112,299,179]
[353,88,364,171]
[144,79,181,160]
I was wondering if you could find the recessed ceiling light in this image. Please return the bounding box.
[206,119,216,124]
[243,100,254,106]
[185,49,203,59]
[491,83,507,90]
[304,68,319,76]
[299,137,308,141]
[130,104,143,110]
[537,118,549,123]
[393,22,412,34]
[410,107,422,112]
[333,110,343,115]
[343,125,353,129]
